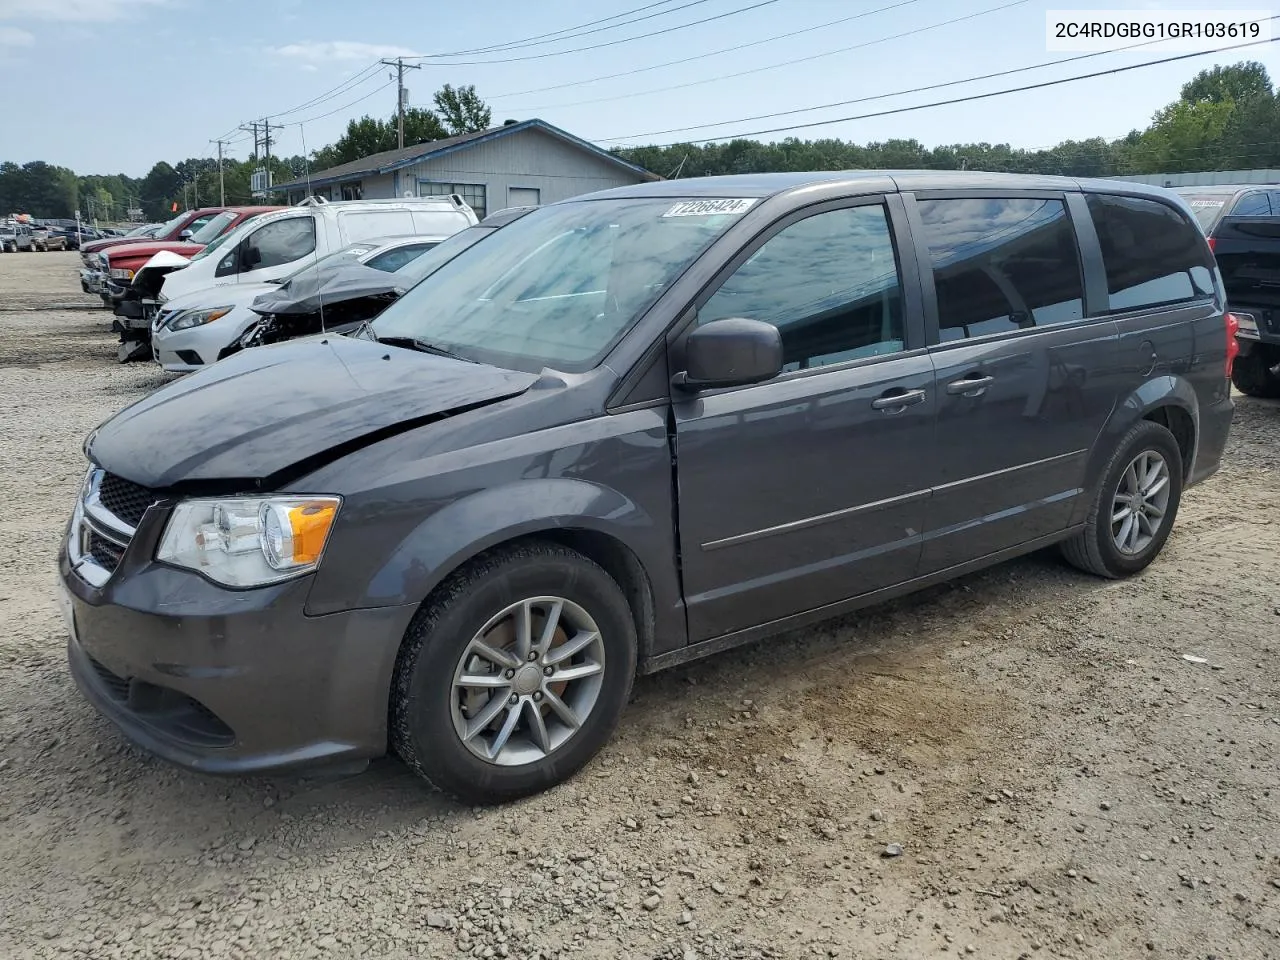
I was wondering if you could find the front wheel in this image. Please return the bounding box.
[1060,420,1183,579]
[391,541,637,804]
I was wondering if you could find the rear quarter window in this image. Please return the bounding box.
[1085,194,1216,312]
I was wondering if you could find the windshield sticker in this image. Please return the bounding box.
[1188,199,1226,207]
[662,198,757,218]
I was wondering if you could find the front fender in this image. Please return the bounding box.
[367,479,651,606]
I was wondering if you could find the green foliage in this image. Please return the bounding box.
[433,84,492,136]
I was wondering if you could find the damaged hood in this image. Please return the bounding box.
[87,335,538,488]
[251,262,405,317]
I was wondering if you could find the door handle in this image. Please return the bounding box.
[871,388,927,411]
[946,374,994,396]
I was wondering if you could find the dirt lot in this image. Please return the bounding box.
[1,250,1278,960]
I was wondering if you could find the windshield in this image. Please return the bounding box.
[392,226,494,285]
[371,197,743,373]
[189,211,235,245]
[187,230,234,262]
[276,243,377,285]
[125,223,153,237]
[159,213,188,236]
[1180,194,1231,230]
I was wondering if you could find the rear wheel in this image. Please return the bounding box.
[1060,420,1183,579]
[1231,346,1280,398]
[391,541,636,805]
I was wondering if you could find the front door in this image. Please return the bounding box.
[672,198,936,643]
[908,194,1122,572]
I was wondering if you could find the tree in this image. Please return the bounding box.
[1181,62,1272,105]
[433,84,492,135]
[139,161,182,220]
[310,108,449,171]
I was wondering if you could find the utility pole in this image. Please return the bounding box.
[381,57,421,149]
[211,139,229,206]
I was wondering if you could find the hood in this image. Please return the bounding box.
[163,280,276,314]
[253,262,403,316]
[82,236,151,255]
[107,241,204,266]
[131,250,200,299]
[87,334,539,488]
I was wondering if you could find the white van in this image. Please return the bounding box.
[155,196,479,304]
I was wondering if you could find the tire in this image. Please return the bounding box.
[391,541,637,804]
[1231,347,1280,398]
[1060,420,1183,579]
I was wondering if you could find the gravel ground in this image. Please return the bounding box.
[1,251,1278,960]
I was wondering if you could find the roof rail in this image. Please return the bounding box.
[294,195,329,206]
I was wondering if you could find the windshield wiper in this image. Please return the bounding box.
[375,335,474,362]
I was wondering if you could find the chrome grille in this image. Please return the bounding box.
[97,473,156,529]
[67,468,148,586]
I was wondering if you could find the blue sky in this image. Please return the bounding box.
[0,0,1274,175]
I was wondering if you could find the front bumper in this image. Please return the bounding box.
[80,269,105,294]
[59,523,415,775]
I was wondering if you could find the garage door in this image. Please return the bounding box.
[509,187,541,207]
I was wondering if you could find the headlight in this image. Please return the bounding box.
[156,496,341,587]
[110,267,134,280]
[167,306,232,331]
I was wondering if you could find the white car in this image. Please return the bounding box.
[151,235,445,373]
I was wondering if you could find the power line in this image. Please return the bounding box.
[404,0,783,65]
[433,0,716,57]
[290,79,398,126]
[607,35,1280,146]
[488,0,927,101]
[599,16,1280,142]
[512,0,1032,112]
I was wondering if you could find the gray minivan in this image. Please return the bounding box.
[60,171,1235,803]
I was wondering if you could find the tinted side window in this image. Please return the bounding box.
[1086,194,1216,312]
[699,204,904,371]
[1229,191,1272,217]
[365,242,437,272]
[916,197,1084,341]
[244,217,317,270]
[185,215,216,234]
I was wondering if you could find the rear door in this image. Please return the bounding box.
[907,191,1122,572]
[671,196,936,642]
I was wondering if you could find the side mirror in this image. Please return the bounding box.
[672,317,783,391]
[178,229,193,240]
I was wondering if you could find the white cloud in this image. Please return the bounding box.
[0,0,168,21]
[270,40,421,63]
[0,24,33,44]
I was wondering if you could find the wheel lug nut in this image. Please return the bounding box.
[543,666,554,677]
[533,692,543,702]
[504,669,515,679]
[508,694,519,705]
[527,651,538,662]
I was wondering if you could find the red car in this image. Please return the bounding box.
[79,209,221,264]
[94,207,285,306]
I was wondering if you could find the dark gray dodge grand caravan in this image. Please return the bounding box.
[59,172,1236,803]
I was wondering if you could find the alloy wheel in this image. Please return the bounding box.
[1111,450,1171,555]
[450,596,606,766]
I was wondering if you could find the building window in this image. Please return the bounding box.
[340,181,363,201]
[419,181,486,219]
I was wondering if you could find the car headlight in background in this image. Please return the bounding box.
[166,306,233,331]
[156,496,341,587]
[110,268,134,280]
